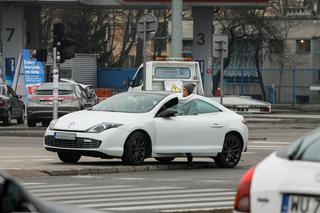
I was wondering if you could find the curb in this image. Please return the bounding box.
[6,162,216,178]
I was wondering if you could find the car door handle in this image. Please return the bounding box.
[210,124,223,128]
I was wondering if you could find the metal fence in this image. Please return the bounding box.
[223,67,320,104]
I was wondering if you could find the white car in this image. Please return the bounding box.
[234,127,320,213]
[44,91,248,167]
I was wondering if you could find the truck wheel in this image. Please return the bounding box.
[214,134,242,168]
[58,152,81,163]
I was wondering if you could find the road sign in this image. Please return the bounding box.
[212,34,228,58]
[137,13,158,40]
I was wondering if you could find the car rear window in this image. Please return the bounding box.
[34,83,74,95]
[277,127,320,162]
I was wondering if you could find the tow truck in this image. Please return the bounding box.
[126,59,271,113]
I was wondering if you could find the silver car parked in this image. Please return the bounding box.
[27,82,93,127]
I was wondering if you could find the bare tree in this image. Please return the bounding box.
[213,7,284,101]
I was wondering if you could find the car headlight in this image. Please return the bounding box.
[87,122,123,133]
[48,120,57,130]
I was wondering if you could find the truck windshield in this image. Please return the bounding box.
[155,67,191,79]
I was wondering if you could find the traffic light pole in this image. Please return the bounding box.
[219,46,224,105]
[53,47,59,120]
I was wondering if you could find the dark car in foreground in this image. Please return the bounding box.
[27,82,94,127]
[0,172,100,213]
[0,84,25,126]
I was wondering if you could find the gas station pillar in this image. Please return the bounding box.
[192,7,214,96]
[1,3,41,85]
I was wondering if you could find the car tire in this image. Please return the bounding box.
[154,157,175,163]
[17,110,25,124]
[58,152,81,163]
[27,118,36,127]
[3,110,11,126]
[214,134,243,168]
[122,131,148,165]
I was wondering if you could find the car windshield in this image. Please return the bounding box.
[277,127,320,162]
[34,83,74,95]
[92,92,166,113]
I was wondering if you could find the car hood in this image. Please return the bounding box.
[53,110,150,131]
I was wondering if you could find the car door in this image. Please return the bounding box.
[154,98,226,154]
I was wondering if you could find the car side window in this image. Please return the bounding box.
[78,85,89,100]
[177,99,221,116]
[196,100,221,114]
[7,86,16,98]
[132,68,143,87]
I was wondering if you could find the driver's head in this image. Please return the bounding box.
[183,83,196,97]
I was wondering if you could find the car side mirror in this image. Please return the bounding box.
[124,78,133,87]
[157,108,177,118]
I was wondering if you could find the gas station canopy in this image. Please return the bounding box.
[1,0,268,8]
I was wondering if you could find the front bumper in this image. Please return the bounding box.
[44,127,130,158]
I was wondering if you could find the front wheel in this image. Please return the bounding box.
[155,157,175,163]
[122,131,148,165]
[58,152,81,163]
[3,110,11,126]
[214,134,243,168]
[17,110,25,124]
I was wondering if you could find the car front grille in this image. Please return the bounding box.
[45,135,102,149]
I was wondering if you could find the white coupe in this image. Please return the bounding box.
[44,91,248,167]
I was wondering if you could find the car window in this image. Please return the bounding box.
[277,127,320,162]
[7,86,16,98]
[0,85,7,96]
[132,68,143,87]
[176,99,221,116]
[92,92,166,113]
[77,85,89,100]
[196,99,221,114]
[34,83,74,95]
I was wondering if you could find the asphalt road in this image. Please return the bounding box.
[0,119,318,212]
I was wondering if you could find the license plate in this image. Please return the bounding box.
[54,132,76,140]
[42,101,53,105]
[281,194,320,213]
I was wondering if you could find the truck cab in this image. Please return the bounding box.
[127,60,204,95]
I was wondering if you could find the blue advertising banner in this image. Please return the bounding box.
[5,57,15,86]
[22,49,45,97]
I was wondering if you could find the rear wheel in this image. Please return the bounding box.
[155,157,175,163]
[3,110,11,126]
[214,134,242,168]
[122,131,148,165]
[17,110,25,124]
[58,152,81,163]
[27,118,36,127]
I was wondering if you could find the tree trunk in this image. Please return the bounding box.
[254,46,267,101]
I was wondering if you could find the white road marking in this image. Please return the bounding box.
[28,185,134,193]
[80,196,235,208]
[103,201,234,211]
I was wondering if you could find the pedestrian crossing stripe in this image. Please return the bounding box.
[171,84,182,92]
